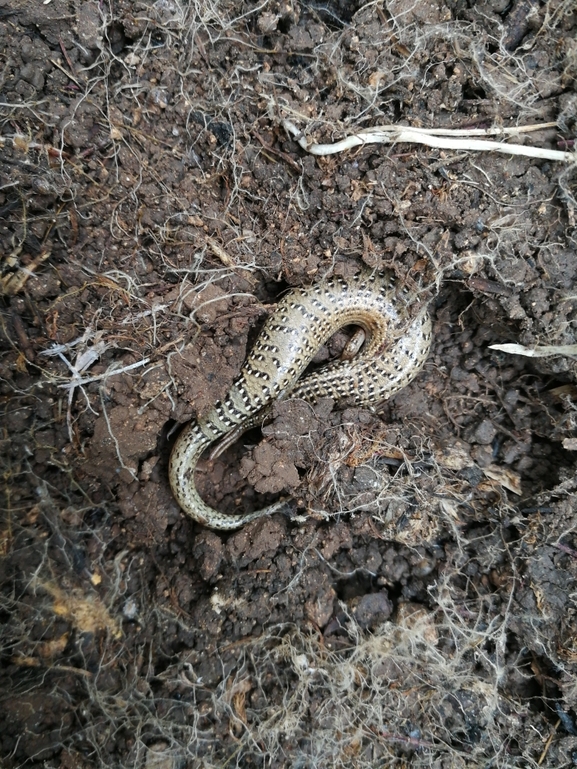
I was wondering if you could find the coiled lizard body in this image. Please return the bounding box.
[169,270,432,530]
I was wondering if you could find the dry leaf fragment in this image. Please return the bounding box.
[40,581,122,638]
[433,440,472,470]
[483,465,522,495]
[1,250,52,296]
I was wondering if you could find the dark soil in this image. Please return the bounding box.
[1,0,577,766]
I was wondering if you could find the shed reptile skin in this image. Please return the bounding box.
[169,271,432,530]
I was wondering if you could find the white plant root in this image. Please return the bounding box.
[282,119,576,164]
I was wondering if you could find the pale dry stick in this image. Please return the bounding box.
[490,342,577,358]
[57,358,152,391]
[205,235,260,286]
[282,119,576,164]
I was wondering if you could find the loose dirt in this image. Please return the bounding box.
[1,0,577,766]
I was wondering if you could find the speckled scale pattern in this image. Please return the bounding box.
[169,271,432,530]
